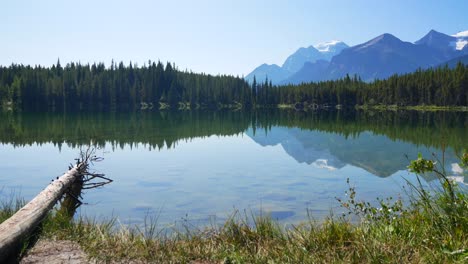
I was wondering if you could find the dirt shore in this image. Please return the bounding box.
[20,239,88,264]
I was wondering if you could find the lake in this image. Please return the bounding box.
[0,110,466,227]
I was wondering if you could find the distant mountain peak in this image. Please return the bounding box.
[281,45,323,73]
[415,29,455,45]
[376,33,400,41]
[356,33,402,50]
[427,29,448,37]
[415,29,468,52]
[245,63,290,84]
[246,29,467,85]
[259,63,277,67]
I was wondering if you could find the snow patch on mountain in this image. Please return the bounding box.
[453,40,468,50]
[314,40,343,52]
[452,30,468,38]
[451,30,468,50]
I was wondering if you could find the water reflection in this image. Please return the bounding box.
[0,110,466,152]
[247,126,461,180]
[0,110,466,224]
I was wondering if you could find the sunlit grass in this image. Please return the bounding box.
[39,174,468,263]
[2,154,467,263]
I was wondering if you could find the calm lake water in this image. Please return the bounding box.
[0,110,466,226]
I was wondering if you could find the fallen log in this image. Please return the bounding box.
[0,163,85,260]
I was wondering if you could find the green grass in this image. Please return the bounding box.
[39,191,466,263]
[2,154,468,263]
[0,195,24,224]
[355,104,468,112]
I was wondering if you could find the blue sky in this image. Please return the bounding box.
[1,0,467,76]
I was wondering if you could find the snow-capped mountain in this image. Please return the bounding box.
[245,40,348,84]
[414,29,468,53]
[281,41,349,73]
[314,41,349,60]
[246,29,468,85]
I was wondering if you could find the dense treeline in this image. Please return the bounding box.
[0,61,467,111]
[267,63,468,107]
[0,60,251,111]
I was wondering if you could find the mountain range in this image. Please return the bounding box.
[246,29,468,85]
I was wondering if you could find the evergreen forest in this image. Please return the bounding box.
[0,60,467,111]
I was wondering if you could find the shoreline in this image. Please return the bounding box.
[355,104,468,112]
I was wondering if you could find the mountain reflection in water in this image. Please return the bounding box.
[0,110,466,224]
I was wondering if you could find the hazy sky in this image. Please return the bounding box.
[2,0,467,76]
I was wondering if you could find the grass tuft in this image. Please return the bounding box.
[2,153,467,263]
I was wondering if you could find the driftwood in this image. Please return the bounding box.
[57,171,84,220]
[0,163,84,260]
[0,149,111,261]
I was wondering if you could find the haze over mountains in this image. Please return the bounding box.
[246,30,468,85]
